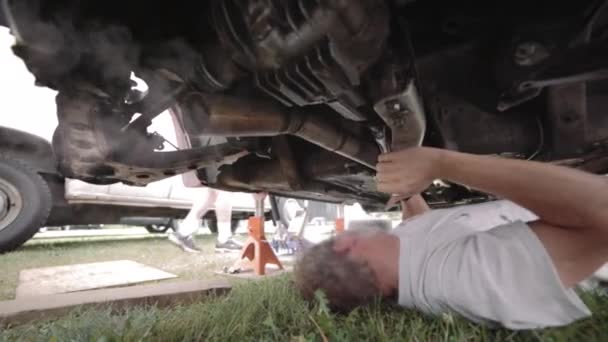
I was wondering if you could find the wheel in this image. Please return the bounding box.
[0,155,52,253]
[144,219,175,234]
[145,224,170,233]
[205,217,240,234]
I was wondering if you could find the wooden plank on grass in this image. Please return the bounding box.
[0,279,231,327]
[15,260,177,298]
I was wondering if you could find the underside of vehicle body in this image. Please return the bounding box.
[2,0,608,210]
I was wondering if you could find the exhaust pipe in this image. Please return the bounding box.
[182,92,380,169]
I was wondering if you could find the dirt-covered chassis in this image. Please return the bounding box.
[2,0,608,210]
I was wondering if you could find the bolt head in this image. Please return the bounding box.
[514,41,546,66]
[516,42,537,56]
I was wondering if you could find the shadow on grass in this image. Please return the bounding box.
[19,233,221,252]
[20,236,165,251]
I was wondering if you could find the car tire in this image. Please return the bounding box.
[0,155,52,253]
[205,217,239,234]
[144,219,176,234]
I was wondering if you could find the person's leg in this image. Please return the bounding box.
[170,187,218,253]
[215,191,243,252]
[214,190,233,243]
[214,191,243,251]
[177,188,218,237]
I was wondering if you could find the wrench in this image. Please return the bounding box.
[373,127,410,210]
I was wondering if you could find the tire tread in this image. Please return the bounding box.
[0,154,52,253]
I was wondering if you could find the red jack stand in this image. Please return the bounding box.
[232,193,283,276]
[335,204,345,234]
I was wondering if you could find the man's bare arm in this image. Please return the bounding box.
[377,147,608,286]
[401,194,430,219]
[377,147,608,235]
[443,152,608,234]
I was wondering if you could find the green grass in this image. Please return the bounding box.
[0,232,240,301]
[2,276,608,341]
[2,232,608,341]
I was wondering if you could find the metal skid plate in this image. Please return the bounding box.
[373,81,426,150]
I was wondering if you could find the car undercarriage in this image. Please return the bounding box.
[1,0,607,210]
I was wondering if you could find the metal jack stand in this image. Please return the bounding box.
[335,204,345,234]
[232,193,283,275]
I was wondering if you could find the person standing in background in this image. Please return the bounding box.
[168,187,242,253]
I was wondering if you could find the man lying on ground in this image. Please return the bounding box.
[294,147,608,329]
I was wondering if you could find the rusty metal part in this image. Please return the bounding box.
[181,92,379,169]
[53,91,249,185]
[216,157,386,208]
[273,136,303,191]
[498,38,608,111]
[373,80,426,150]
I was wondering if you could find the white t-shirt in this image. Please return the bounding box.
[391,200,591,330]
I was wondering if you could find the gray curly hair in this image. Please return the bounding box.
[293,234,381,313]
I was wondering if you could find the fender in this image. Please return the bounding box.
[0,126,59,175]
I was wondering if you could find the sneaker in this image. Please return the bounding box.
[168,232,202,253]
[215,238,243,253]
